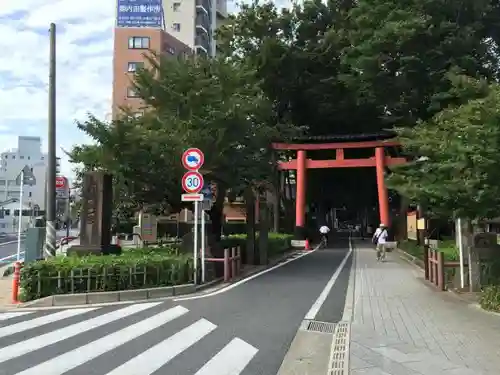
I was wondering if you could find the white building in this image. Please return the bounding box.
[162,0,228,56]
[0,198,34,233]
[0,136,61,212]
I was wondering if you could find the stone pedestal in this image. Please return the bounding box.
[79,172,113,252]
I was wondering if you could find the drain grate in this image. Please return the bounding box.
[300,319,336,334]
[328,321,350,375]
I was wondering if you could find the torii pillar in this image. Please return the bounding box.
[375,147,390,226]
[295,150,307,239]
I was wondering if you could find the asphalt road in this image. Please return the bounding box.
[0,231,76,263]
[0,239,352,375]
[0,240,23,262]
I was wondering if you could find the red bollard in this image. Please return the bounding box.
[11,262,22,304]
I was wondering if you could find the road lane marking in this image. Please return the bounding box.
[194,338,258,375]
[0,252,24,262]
[0,302,162,363]
[175,245,320,301]
[0,311,34,321]
[15,305,189,375]
[341,238,356,321]
[304,239,353,320]
[105,318,217,375]
[0,308,96,339]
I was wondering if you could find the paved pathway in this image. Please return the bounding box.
[347,242,500,375]
[0,243,352,375]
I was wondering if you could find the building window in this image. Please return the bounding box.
[27,156,30,160]
[127,87,140,98]
[12,155,15,159]
[128,37,150,49]
[127,62,144,72]
[20,155,24,159]
[173,23,181,32]
[29,192,32,197]
[173,2,181,11]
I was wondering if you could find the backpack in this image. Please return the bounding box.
[372,229,386,245]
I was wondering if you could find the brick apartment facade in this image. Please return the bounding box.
[112,28,191,118]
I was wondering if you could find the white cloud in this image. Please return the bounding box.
[0,0,115,178]
[0,0,287,179]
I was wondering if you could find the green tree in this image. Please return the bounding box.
[218,0,500,210]
[387,76,500,219]
[70,54,293,237]
[219,0,500,133]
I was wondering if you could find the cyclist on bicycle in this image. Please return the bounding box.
[319,224,330,247]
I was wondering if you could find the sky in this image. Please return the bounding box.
[0,0,292,179]
[0,1,119,178]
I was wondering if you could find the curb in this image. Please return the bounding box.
[11,249,302,309]
[16,284,197,308]
[394,247,500,317]
[0,263,14,278]
[394,247,425,270]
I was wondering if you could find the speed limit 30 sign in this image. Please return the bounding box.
[182,171,204,194]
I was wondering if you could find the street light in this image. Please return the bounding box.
[15,166,36,261]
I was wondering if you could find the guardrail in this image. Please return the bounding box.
[424,246,466,291]
[205,246,241,282]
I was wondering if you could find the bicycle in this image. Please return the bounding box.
[320,234,328,248]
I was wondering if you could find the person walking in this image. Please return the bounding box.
[319,224,330,247]
[372,223,388,261]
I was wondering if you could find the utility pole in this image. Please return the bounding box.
[44,23,57,257]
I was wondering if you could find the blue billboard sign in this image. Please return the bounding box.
[116,0,164,28]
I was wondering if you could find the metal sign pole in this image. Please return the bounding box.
[201,206,206,283]
[193,200,199,284]
[16,171,24,262]
[457,218,465,289]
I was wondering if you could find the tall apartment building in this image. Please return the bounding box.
[112,0,228,117]
[0,136,61,210]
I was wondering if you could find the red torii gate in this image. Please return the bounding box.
[272,139,405,238]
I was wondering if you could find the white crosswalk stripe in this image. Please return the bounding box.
[0,308,96,338]
[105,319,217,375]
[194,338,259,375]
[0,303,161,363]
[0,311,34,321]
[0,303,258,375]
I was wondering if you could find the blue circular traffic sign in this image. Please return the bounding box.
[182,148,204,171]
[182,171,204,194]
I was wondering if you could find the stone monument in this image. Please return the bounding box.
[68,172,113,256]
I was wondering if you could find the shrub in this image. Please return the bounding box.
[398,240,458,261]
[224,232,293,259]
[19,246,193,302]
[479,285,500,312]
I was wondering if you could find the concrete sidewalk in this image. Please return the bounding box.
[346,243,500,375]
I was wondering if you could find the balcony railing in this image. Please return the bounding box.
[196,13,211,34]
[195,35,211,52]
[196,0,211,14]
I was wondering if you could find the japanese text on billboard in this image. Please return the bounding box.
[116,0,163,28]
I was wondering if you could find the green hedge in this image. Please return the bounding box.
[398,240,458,261]
[479,285,500,312]
[19,246,193,302]
[223,232,293,258]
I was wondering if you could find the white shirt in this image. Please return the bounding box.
[319,226,330,234]
[373,228,388,244]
